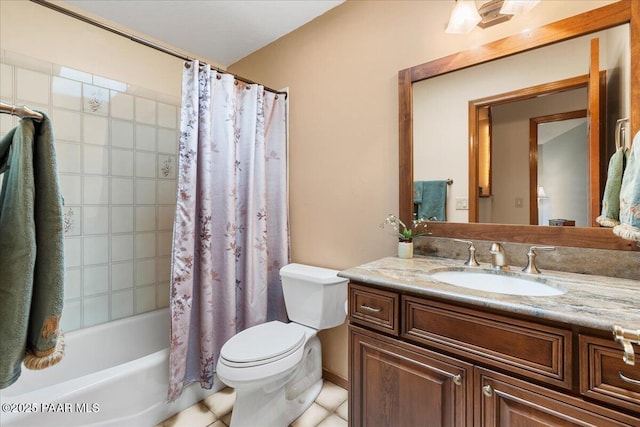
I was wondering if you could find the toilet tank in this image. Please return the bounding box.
[280,263,348,330]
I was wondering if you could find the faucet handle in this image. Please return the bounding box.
[522,246,555,274]
[453,239,480,267]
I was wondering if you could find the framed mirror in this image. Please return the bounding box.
[399,0,640,251]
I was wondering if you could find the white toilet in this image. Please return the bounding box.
[216,263,349,427]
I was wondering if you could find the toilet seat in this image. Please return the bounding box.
[219,321,306,368]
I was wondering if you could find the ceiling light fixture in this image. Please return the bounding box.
[500,0,541,15]
[446,0,482,34]
[446,0,541,34]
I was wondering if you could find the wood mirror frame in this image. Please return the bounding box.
[399,0,640,251]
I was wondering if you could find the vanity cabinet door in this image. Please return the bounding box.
[475,367,640,427]
[350,325,473,427]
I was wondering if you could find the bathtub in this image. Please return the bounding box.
[0,308,223,427]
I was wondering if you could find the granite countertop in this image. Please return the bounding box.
[338,256,640,333]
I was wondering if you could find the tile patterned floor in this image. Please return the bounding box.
[157,381,348,427]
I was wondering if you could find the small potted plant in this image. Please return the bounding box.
[380,214,429,259]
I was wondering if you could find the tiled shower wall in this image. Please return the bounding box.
[0,51,179,332]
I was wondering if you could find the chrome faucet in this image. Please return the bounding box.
[453,239,480,267]
[522,246,555,274]
[489,243,509,271]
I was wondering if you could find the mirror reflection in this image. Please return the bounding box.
[413,24,630,227]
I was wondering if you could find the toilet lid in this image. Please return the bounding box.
[220,321,306,367]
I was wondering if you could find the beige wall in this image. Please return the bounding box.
[229,0,616,381]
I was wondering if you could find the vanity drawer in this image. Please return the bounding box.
[580,334,640,413]
[403,296,572,389]
[349,283,399,336]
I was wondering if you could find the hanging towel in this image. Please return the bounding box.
[613,131,640,241]
[0,113,65,389]
[413,181,424,204]
[416,180,447,221]
[596,147,627,227]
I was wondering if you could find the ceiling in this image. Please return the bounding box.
[61,0,344,67]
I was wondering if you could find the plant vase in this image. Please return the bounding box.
[398,240,413,259]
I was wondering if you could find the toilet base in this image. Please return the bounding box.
[226,336,323,427]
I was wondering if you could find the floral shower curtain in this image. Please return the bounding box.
[168,61,289,401]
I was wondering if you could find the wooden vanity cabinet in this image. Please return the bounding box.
[348,282,640,426]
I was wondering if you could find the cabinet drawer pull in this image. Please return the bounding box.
[618,371,640,386]
[482,385,493,397]
[360,304,382,313]
[452,374,462,386]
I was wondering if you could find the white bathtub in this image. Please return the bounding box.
[0,308,223,427]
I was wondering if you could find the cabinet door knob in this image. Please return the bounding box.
[618,371,640,386]
[360,304,382,313]
[482,385,493,397]
[452,374,462,386]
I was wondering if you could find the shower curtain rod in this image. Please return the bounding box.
[29,0,287,97]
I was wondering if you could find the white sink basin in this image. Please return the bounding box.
[431,270,565,297]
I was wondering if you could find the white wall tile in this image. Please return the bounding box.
[83,176,109,204]
[111,207,134,234]
[61,300,82,332]
[158,155,176,179]
[83,294,109,327]
[84,145,109,175]
[136,259,156,286]
[136,232,156,259]
[135,151,156,178]
[56,66,91,84]
[83,83,109,115]
[65,268,82,300]
[110,91,134,120]
[111,233,134,262]
[64,237,82,268]
[156,257,172,283]
[83,235,109,265]
[157,282,170,308]
[63,206,81,236]
[0,64,13,98]
[56,141,82,174]
[111,149,134,176]
[158,206,174,231]
[112,262,134,291]
[157,103,177,129]
[83,114,109,145]
[157,231,172,257]
[111,119,134,148]
[136,285,156,314]
[94,76,127,92]
[83,265,109,296]
[83,206,109,235]
[52,76,82,110]
[112,290,134,320]
[16,67,49,104]
[0,109,16,136]
[136,206,156,232]
[59,174,82,205]
[135,97,156,124]
[158,180,177,204]
[136,179,156,204]
[111,177,134,204]
[136,124,156,151]
[52,109,81,142]
[158,128,177,154]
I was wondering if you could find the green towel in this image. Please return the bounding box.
[596,147,627,227]
[0,113,64,389]
[417,180,447,221]
[614,131,640,241]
